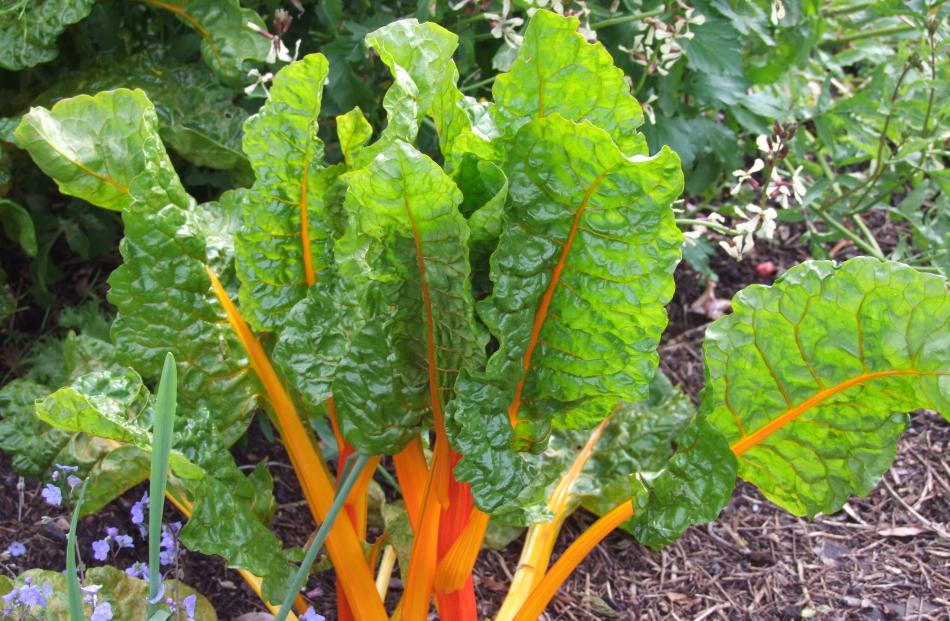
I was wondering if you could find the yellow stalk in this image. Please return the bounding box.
[510,501,634,621]
[204,265,387,621]
[495,415,611,621]
[375,545,397,599]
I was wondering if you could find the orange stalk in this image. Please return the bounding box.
[393,437,428,531]
[164,490,306,618]
[510,501,634,621]
[399,443,447,620]
[433,508,489,594]
[495,415,611,621]
[205,266,387,621]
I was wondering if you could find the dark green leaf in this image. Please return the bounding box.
[0,0,94,70]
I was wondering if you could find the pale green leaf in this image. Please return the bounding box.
[702,258,950,517]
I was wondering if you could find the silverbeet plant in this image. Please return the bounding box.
[11,9,950,621]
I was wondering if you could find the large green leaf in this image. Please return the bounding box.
[492,10,648,157]
[0,379,69,477]
[0,0,94,70]
[364,20,499,171]
[276,141,484,454]
[14,89,183,212]
[702,258,950,517]
[37,58,250,174]
[35,368,204,480]
[236,54,339,332]
[143,0,270,84]
[448,115,683,511]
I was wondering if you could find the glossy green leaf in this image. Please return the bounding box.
[0,199,37,256]
[451,155,509,285]
[364,19,499,170]
[14,89,185,212]
[492,10,648,156]
[236,54,338,332]
[702,258,950,517]
[0,0,94,70]
[34,368,204,480]
[37,58,251,173]
[623,418,736,548]
[449,115,683,511]
[0,379,69,477]
[336,107,373,168]
[333,141,483,453]
[143,0,270,84]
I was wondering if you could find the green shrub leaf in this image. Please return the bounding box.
[702,258,950,517]
[0,0,94,70]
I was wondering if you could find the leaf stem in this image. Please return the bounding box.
[589,7,665,30]
[821,23,916,47]
[460,75,496,92]
[67,481,88,621]
[275,454,372,621]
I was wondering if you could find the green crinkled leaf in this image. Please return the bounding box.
[14,89,183,213]
[0,0,94,70]
[336,107,373,168]
[144,0,270,85]
[35,368,204,480]
[449,115,683,511]
[181,477,296,605]
[492,10,648,157]
[623,418,736,548]
[37,58,251,174]
[332,141,484,453]
[452,155,509,289]
[237,54,339,332]
[702,258,950,518]
[364,20,499,171]
[0,199,37,256]
[0,379,69,477]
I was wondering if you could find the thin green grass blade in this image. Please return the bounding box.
[275,453,370,621]
[148,353,177,616]
[67,480,88,621]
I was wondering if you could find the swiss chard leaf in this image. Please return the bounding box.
[16,89,260,445]
[143,0,270,85]
[449,114,683,511]
[236,54,339,332]
[0,0,94,70]
[0,198,37,256]
[702,257,950,517]
[492,9,648,156]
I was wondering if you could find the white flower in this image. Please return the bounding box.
[730,158,765,195]
[719,234,754,260]
[756,134,783,156]
[770,0,786,25]
[790,166,806,203]
[641,93,658,125]
[244,69,274,96]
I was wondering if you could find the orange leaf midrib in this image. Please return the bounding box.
[145,0,221,60]
[730,368,943,456]
[507,171,608,427]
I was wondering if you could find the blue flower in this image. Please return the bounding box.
[90,601,113,621]
[41,484,62,506]
[130,492,148,525]
[114,534,133,549]
[55,463,79,473]
[301,607,325,621]
[92,538,111,561]
[125,561,149,579]
[182,594,197,620]
[5,541,26,557]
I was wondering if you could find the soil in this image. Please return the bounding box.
[2,236,949,620]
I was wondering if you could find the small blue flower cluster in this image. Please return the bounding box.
[41,464,82,507]
[91,527,135,562]
[301,607,326,621]
[2,576,53,616]
[83,584,114,621]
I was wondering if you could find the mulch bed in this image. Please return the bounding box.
[2,238,949,620]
